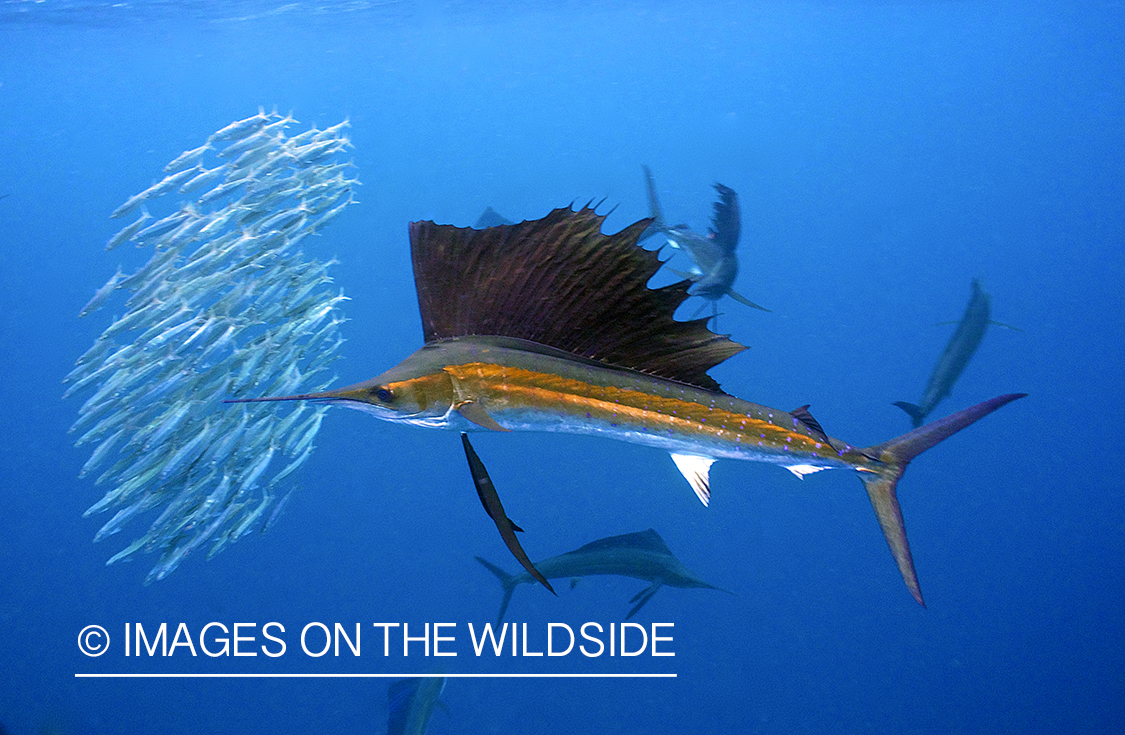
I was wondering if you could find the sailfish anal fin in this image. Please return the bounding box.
[670,453,715,506]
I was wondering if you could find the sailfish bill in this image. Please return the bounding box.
[230,205,1026,606]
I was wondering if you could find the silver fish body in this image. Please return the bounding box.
[164,143,214,173]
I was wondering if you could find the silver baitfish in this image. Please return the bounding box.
[68,108,362,582]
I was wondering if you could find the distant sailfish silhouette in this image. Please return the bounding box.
[473,206,514,228]
[476,529,729,625]
[895,278,1021,428]
[228,205,1026,606]
[641,165,769,320]
[387,676,446,735]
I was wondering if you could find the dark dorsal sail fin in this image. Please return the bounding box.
[410,206,746,392]
[567,529,673,557]
[708,183,740,253]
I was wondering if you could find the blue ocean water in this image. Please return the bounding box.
[1,0,1122,732]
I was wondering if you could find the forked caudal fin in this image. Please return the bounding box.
[860,393,1027,607]
[476,556,520,627]
[891,400,926,428]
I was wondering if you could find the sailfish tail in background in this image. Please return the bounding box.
[642,164,667,235]
[857,392,1025,606]
[475,556,520,627]
[891,400,927,428]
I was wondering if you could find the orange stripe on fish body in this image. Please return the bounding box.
[441,361,846,462]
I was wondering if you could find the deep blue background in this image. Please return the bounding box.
[1,1,1122,732]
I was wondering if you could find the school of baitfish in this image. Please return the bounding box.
[66,108,359,583]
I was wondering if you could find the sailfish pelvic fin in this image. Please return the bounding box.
[626,582,664,619]
[670,453,715,506]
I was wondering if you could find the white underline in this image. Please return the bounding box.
[75,672,675,678]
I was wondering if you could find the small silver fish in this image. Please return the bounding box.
[73,111,360,583]
[308,193,356,231]
[133,208,195,244]
[216,129,277,159]
[164,143,214,174]
[207,107,272,144]
[78,266,127,318]
[197,178,246,206]
[105,210,152,250]
[146,165,204,198]
[109,190,151,220]
[177,165,228,195]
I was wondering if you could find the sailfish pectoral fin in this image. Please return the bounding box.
[460,433,554,595]
[456,400,510,432]
[626,582,664,619]
[726,287,771,313]
[670,453,715,506]
[665,265,701,280]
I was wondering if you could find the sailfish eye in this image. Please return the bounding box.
[373,386,394,402]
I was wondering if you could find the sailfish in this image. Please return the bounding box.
[894,278,1021,428]
[229,205,1026,606]
[641,164,769,318]
[477,528,730,625]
